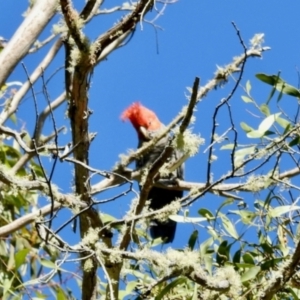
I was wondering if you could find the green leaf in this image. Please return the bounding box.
[261,242,274,254]
[30,160,46,178]
[198,208,214,219]
[155,277,187,300]
[260,258,283,271]
[289,136,300,147]
[247,113,281,138]
[192,284,199,300]
[220,143,234,150]
[283,123,291,135]
[235,263,258,269]
[256,73,300,98]
[15,248,30,270]
[277,89,284,102]
[216,199,234,219]
[267,73,281,104]
[240,122,254,133]
[2,145,21,159]
[56,287,66,300]
[259,104,270,116]
[287,287,300,300]
[119,281,138,299]
[278,82,300,97]
[203,255,213,275]
[207,226,220,240]
[233,249,241,264]
[234,146,256,160]
[269,205,300,218]
[256,73,279,85]
[229,210,256,225]
[243,252,255,265]
[200,237,213,257]
[125,281,138,293]
[246,80,251,94]
[216,240,230,265]
[3,277,14,297]
[241,95,253,103]
[34,291,48,299]
[7,245,15,270]
[188,230,198,250]
[40,259,56,269]
[264,130,275,136]
[276,116,290,129]
[219,213,239,239]
[258,113,281,133]
[241,266,261,282]
[0,240,8,255]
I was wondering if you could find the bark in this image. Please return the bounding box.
[68,54,95,300]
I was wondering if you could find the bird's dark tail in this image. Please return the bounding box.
[148,187,182,243]
[150,219,177,243]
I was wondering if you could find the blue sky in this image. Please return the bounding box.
[1,0,300,297]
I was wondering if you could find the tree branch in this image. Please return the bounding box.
[60,0,87,51]
[0,38,63,125]
[0,0,57,87]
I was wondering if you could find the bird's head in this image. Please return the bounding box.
[121,102,163,140]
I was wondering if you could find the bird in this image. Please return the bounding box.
[121,102,183,243]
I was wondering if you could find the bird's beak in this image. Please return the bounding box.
[139,126,151,140]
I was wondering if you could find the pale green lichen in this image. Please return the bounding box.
[202,266,241,299]
[278,177,291,192]
[52,20,68,35]
[127,197,139,217]
[70,200,81,215]
[172,128,204,157]
[210,154,218,162]
[82,227,100,246]
[250,33,265,48]
[95,241,107,258]
[106,250,122,265]
[89,40,101,65]
[165,248,201,269]
[116,197,139,245]
[158,161,176,177]
[150,200,181,223]
[245,175,271,192]
[83,258,94,272]
[67,45,81,73]
[117,149,135,169]
[139,167,149,187]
